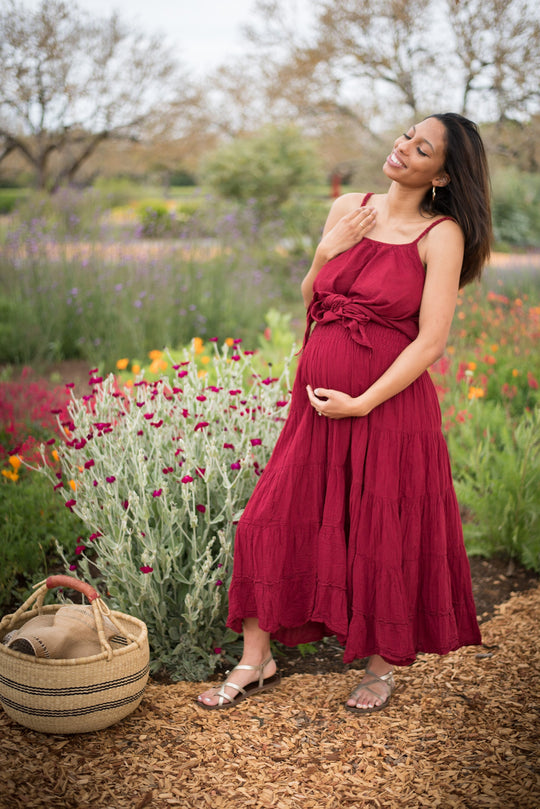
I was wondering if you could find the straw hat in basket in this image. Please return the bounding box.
[0,575,150,734]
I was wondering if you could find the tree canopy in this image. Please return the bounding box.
[0,0,192,189]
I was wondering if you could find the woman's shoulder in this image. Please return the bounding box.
[331,191,370,214]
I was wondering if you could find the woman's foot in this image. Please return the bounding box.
[196,655,279,710]
[345,655,395,714]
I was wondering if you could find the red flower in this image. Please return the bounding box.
[196,504,206,513]
[140,566,154,574]
[250,438,262,446]
[181,475,194,484]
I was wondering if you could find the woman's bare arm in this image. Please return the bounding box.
[300,193,376,307]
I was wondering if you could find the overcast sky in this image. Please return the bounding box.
[27,0,312,76]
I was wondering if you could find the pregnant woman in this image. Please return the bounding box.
[197,112,492,714]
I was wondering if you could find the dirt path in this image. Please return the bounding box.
[1,585,538,809]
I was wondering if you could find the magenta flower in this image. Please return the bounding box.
[151,419,164,428]
[177,370,188,378]
[230,462,241,470]
[209,337,218,342]
[196,395,207,402]
[53,482,63,491]
[122,500,129,510]
[162,466,174,474]
[75,544,86,555]
[223,442,234,450]
[215,580,223,586]
[181,475,194,484]
[69,563,77,571]
[250,438,262,446]
[229,389,241,395]
[140,566,154,574]
[65,499,76,509]
[84,459,95,469]
[196,467,206,477]
[152,489,163,497]
[276,400,288,407]
[194,421,209,431]
[196,504,206,513]
[213,647,222,654]
[106,476,116,483]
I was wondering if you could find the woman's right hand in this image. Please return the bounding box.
[317,205,377,263]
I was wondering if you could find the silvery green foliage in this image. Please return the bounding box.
[39,342,294,680]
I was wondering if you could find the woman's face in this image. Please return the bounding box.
[383,117,449,191]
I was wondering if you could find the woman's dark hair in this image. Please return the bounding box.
[420,112,492,287]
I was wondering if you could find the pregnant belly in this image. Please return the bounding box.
[298,321,411,397]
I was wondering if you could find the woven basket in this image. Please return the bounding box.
[0,575,149,734]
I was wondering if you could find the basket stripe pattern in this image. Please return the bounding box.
[0,577,150,734]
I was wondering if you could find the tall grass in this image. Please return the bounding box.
[0,189,317,370]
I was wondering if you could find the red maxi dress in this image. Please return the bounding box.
[227,194,481,666]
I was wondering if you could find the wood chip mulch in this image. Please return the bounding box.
[1,586,539,809]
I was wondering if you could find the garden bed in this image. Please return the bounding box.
[0,583,538,808]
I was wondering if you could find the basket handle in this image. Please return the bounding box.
[45,575,100,601]
[0,576,137,658]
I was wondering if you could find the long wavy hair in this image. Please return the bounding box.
[420,113,492,287]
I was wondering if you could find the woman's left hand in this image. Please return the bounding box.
[306,385,368,419]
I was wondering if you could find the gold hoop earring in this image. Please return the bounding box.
[432,186,436,201]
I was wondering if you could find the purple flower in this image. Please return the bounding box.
[215,580,223,586]
[230,462,241,470]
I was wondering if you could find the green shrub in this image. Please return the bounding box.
[33,341,296,680]
[0,466,84,613]
[203,125,323,217]
[491,168,540,248]
[448,403,540,572]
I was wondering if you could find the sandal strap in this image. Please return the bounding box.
[215,680,246,706]
[365,667,394,683]
[214,654,275,704]
[349,668,395,702]
[230,654,274,687]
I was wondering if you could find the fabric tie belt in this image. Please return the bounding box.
[303,293,373,353]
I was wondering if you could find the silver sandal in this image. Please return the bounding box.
[196,655,281,710]
[345,667,395,714]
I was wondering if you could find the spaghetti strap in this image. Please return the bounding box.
[413,216,454,243]
[361,192,373,207]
